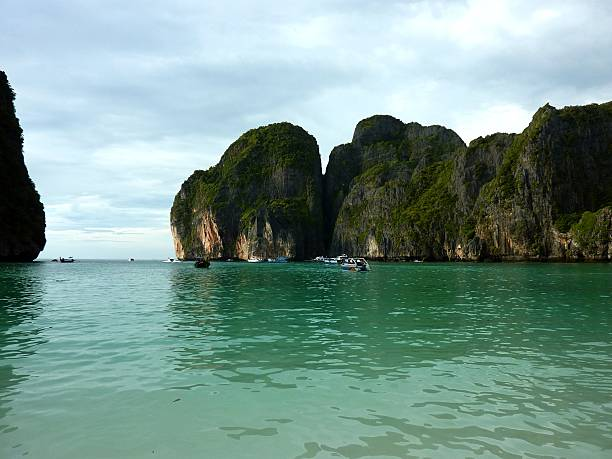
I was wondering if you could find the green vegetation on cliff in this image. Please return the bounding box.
[172,100,612,262]
[325,101,612,261]
[326,115,465,258]
[171,122,324,260]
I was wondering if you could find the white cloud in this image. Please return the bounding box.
[452,103,533,144]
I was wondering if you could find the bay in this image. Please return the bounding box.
[1,261,611,458]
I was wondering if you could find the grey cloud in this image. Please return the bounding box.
[1,0,611,258]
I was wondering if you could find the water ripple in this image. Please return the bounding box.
[0,261,611,457]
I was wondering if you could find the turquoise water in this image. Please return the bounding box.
[1,261,611,458]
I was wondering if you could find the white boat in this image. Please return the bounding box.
[247,257,264,263]
[341,257,370,272]
[314,256,325,262]
[336,254,349,264]
[162,258,182,263]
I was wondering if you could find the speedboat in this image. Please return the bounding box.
[341,257,370,272]
[247,257,264,263]
[162,258,181,263]
[59,257,75,263]
[336,254,349,264]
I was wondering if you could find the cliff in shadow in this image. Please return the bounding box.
[324,115,466,258]
[0,71,45,261]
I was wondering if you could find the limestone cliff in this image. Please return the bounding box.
[171,122,324,260]
[325,115,466,258]
[473,102,612,260]
[0,71,45,261]
[172,102,612,262]
[326,102,612,261]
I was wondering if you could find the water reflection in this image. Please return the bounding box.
[164,263,610,383]
[0,263,45,430]
[163,262,612,457]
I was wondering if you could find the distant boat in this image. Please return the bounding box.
[247,257,264,263]
[59,257,75,263]
[162,258,182,263]
[194,259,210,269]
[128,258,135,262]
[341,257,370,272]
[273,256,288,263]
[413,260,424,263]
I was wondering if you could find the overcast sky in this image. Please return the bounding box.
[2,0,611,259]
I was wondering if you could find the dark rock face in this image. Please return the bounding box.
[171,122,324,260]
[325,115,466,258]
[325,102,612,261]
[474,102,612,260]
[0,71,45,261]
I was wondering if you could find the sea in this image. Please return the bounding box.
[1,260,611,458]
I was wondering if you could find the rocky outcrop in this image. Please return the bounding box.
[0,71,45,261]
[172,101,612,262]
[325,115,466,258]
[472,102,612,260]
[326,102,612,261]
[171,122,324,260]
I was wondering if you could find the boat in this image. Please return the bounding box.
[59,257,75,263]
[336,254,349,264]
[272,256,288,263]
[341,257,370,272]
[314,256,325,262]
[194,259,210,269]
[247,257,264,263]
[162,258,182,263]
[128,258,135,262]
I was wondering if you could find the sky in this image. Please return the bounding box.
[1,0,611,259]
